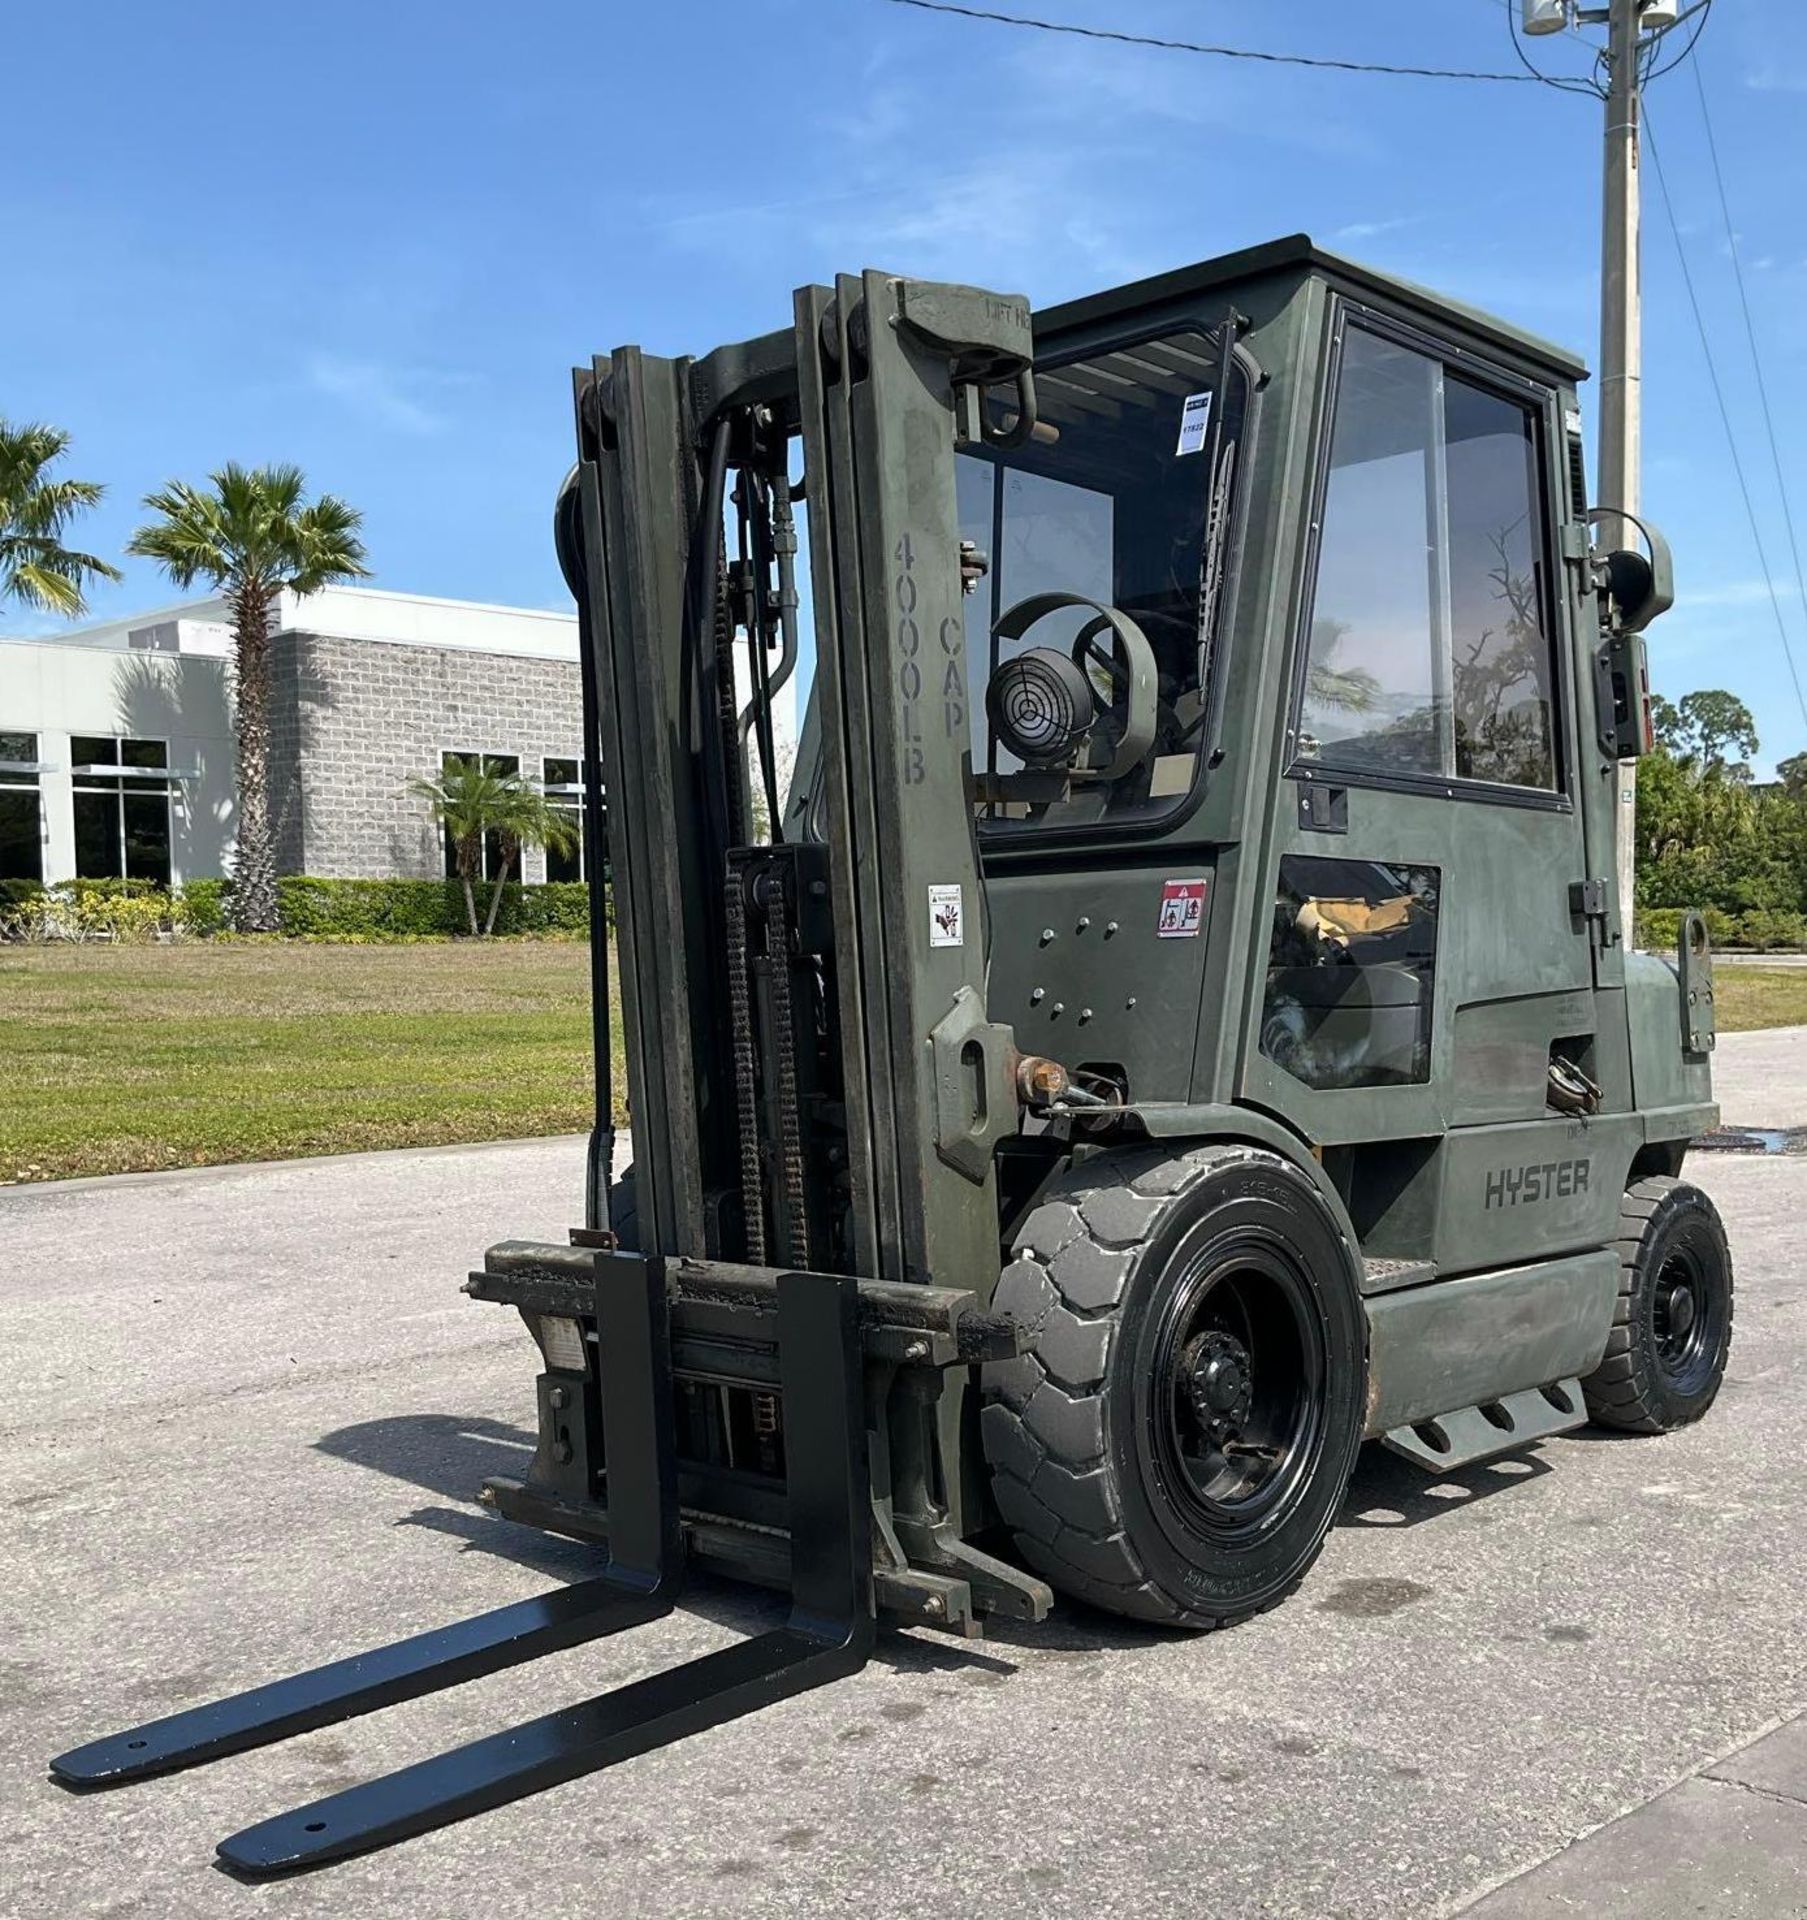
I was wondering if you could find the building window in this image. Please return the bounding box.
[441,751,519,881]
[0,730,44,883]
[71,736,174,887]
[542,757,584,883]
[1296,325,1560,793]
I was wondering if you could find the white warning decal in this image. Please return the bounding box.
[1158,877,1209,938]
[1176,390,1213,457]
[928,883,965,948]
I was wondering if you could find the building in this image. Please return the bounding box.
[0,587,591,890]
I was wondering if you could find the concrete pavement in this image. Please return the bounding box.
[1705,1025,1807,1131]
[2,1137,1804,1919]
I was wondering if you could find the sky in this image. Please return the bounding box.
[7,0,1807,770]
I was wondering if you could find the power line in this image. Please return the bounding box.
[883,0,1555,84]
[1691,52,1807,672]
[1643,104,1807,733]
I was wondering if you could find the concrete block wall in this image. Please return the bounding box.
[273,632,583,881]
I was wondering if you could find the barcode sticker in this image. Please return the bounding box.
[1176,391,1213,457]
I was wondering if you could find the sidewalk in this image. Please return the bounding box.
[1460,1712,1807,1917]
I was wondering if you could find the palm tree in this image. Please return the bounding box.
[483,780,579,936]
[127,464,369,932]
[0,420,122,616]
[407,760,579,936]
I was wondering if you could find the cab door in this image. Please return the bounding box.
[1242,303,1612,1266]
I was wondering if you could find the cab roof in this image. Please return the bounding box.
[1037,232,1589,385]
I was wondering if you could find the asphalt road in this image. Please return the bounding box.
[2,1136,1803,1919]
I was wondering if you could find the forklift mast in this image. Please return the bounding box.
[564,275,1031,1292]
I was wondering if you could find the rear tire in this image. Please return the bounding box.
[980,1143,1365,1630]
[1582,1177,1732,1434]
[607,1168,639,1251]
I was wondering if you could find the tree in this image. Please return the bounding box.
[127,465,368,932]
[1674,690,1759,779]
[407,760,578,936]
[0,420,122,616]
[1648,692,1684,754]
[482,779,579,936]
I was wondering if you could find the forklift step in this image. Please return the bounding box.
[1379,1378,1587,1473]
[52,1261,874,1873]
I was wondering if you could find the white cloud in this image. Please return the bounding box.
[1745,65,1807,95]
[1334,216,1416,244]
[304,354,462,436]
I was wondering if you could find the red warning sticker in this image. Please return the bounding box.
[1158,877,1209,939]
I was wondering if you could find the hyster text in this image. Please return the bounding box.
[1485,1158,1590,1210]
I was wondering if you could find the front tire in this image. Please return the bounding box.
[1583,1177,1732,1433]
[980,1143,1365,1630]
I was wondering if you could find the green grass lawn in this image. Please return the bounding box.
[2,942,1801,1186]
[0,940,623,1184]
[1713,966,1807,1033]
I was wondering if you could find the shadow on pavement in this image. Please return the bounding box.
[316,1411,535,1505]
[314,1413,1564,1659]
[1339,1439,1554,1529]
[314,1411,1014,1677]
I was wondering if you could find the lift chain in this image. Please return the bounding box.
[762,871,813,1270]
[723,868,767,1263]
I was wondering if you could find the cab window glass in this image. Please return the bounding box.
[1297,326,1558,792]
[956,329,1248,837]
[1260,856,1440,1090]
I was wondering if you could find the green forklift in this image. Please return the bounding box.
[55,235,1729,1873]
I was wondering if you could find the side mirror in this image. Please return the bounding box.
[1585,512,1672,759]
[1585,510,1674,634]
[1605,537,1674,633]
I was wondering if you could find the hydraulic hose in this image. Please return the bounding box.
[554,467,616,1232]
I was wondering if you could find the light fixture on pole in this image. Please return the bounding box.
[1526,0,1683,32]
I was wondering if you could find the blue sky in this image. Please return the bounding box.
[8,0,1807,769]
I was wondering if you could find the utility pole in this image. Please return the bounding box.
[1599,0,1644,942]
[1529,0,1671,938]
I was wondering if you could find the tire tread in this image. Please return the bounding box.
[1582,1175,1732,1434]
[983,1143,1355,1631]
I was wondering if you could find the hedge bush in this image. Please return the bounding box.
[271,876,594,939]
[0,878,190,942]
[1734,907,1807,952]
[0,874,598,942]
[1636,908,1685,952]
[1635,905,1807,952]
[181,877,228,936]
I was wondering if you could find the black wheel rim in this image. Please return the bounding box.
[1149,1236,1325,1543]
[1652,1239,1725,1398]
